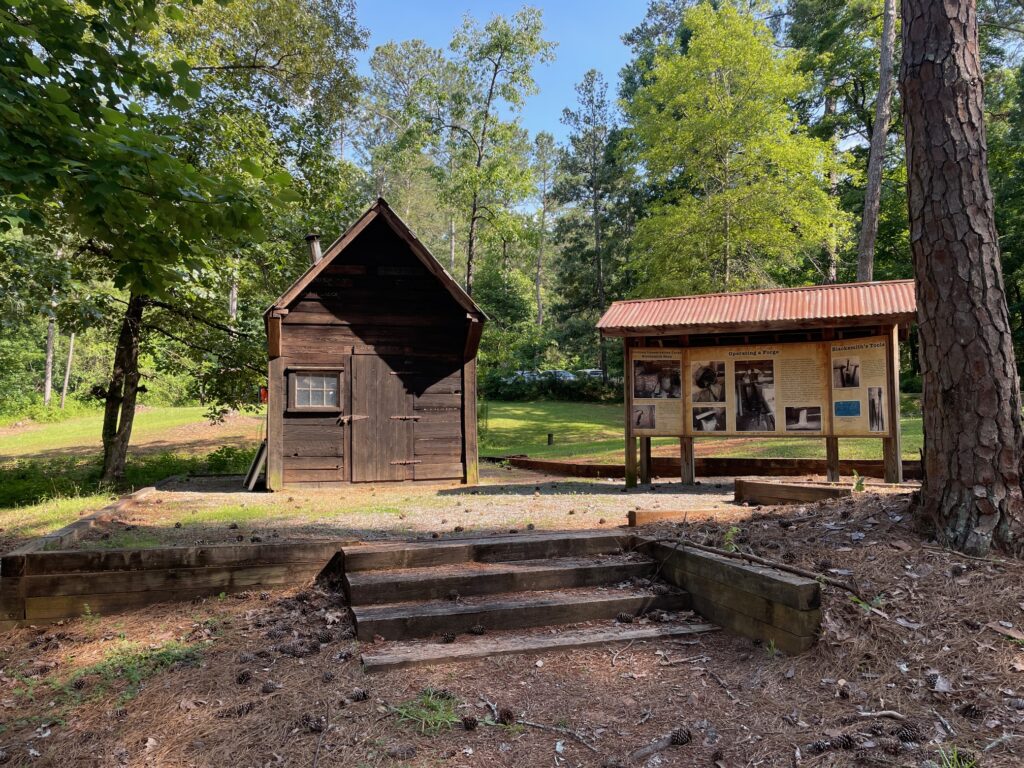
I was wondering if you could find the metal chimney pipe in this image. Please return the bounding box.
[305,233,322,266]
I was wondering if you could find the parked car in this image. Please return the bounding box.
[502,370,540,384]
[540,369,577,382]
[576,368,604,380]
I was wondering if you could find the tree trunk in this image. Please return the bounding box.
[60,332,75,409]
[449,215,456,272]
[101,293,146,482]
[857,0,897,282]
[593,188,607,377]
[824,90,839,284]
[901,0,1024,555]
[536,197,545,326]
[466,203,479,297]
[43,314,55,407]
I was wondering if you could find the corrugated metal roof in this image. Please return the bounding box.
[597,280,916,335]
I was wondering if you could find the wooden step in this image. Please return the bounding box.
[341,531,630,572]
[344,555,655,605]
[362,621,719,672]
[352,588,691,640]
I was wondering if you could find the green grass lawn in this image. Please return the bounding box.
[0,406,210,457]
[480,396,922,462]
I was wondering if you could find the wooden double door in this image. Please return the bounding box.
[349,355,416,482]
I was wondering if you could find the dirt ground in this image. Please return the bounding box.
[2,491,1022,767]
[70,465,739,549]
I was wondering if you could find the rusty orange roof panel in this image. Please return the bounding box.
[597,280,916,336]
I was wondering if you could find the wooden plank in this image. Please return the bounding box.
[734,478,851,506]
[341,531,630,572]
[282,437,344,459]
[686,589,815,655]
[344,557,656,605]
[24,566,320,620]
[244,440,267,490]
[21,540,350,576]
[413,462,464,480]
[637,539,820,611]
[825,437,840,483]
[627,508,727,526]
[266,357,286,491]
[883,323,903,483]
[624,339,637,488]
[414,392,462,409]
[0,577,25,621]
[639,437,652,484]
[361,623,719,673]
[352,591,692,641]
[283,467,345,483]
[413,437,463,456]
[414,421,462,439]
[267,317,281,359]
[21,563,324,598]
[284,456,344,470]
[680,437,695,484]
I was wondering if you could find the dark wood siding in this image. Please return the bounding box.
[273,216,467,485]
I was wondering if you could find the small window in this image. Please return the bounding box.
[287,370,343,412]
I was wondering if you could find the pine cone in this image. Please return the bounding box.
[237,651,256,663]
[670,728,691,746]
[958,702,983,720]
[462,715,478,731]
[497,707,516,725]
[894,723,921,743]
[878,737,902,755]
[300,712,325,732]
[832,733,855,750]
[616,612,634,624]
[321,671,335,683]
[316,628,335,644]
[868,722,885,736]
[261,681,279,694]
[781,551,796,563]
[651,583,671,595]
[807,739,830,754]
[440,631,457,644]
[72,676,87,690]
[236,669,253,685]
[350,687,369,702]
[924,672,939,688]
[469,624,486,635]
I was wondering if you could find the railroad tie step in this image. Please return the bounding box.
[361,621,719,672]
[344,555,656,605]
[340,531,631,572]
[351,588,691,641]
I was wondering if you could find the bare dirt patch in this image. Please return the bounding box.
[69,466,738,549]
[1,492,1021,767]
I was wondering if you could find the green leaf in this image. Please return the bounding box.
[171,60,191,78]
[266,170,293,187]
[276,188,302,203]
[164,6,185,22]
[239,159,264,179]
[24,53,50,77]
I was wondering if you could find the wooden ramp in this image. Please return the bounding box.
[341,531,714,670]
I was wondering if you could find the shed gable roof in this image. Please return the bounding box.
[266,198,486,321]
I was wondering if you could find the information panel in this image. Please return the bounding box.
[830,338,891,437]
[628,335,891,438]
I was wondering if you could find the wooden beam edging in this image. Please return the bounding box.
[504,456,922,481]
[0,538,356,629]
[734,478,851,506]
[631,535,821,654]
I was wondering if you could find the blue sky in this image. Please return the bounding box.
[354,1,648,142]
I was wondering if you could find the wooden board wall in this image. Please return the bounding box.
[270,216,470,487]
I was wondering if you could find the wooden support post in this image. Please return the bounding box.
[624,339,637,488]
[266,357,286,491]
[680,436,695,485]
[462,319,483,486]
[639,437,652,484]
[882,323,903,483]
[825,437,840,482]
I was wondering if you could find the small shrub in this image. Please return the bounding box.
[392,689,462,735]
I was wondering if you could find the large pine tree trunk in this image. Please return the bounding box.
[901,0,1024,555]
[101,294,146,482]
[857,0,897,282]
[59,332,75,409]
[43,315,55,407]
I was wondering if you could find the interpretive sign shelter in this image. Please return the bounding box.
[598,281,917,486]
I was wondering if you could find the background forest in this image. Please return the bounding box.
[4,0,1024,428]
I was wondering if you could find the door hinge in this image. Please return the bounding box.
[389,459,422,465]
[389,415,420,421]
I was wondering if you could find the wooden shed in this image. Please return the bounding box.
[263,198,485,489]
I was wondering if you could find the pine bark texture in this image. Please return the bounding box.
[856,0,897,281]
[101,294,145,482]
[900,0,1024,555]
